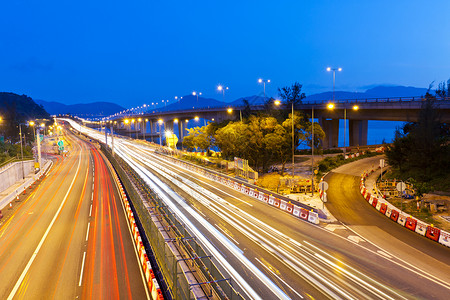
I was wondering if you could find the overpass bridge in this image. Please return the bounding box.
[102,97,450,149]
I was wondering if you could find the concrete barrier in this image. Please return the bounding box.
[0,160,53,210]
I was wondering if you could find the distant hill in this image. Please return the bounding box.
[0,92,51,140]
[141,85,430,113]
[150,95,226,112]
[36,99,125,117]
[304,85,428,102]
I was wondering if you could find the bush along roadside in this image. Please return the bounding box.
[317,151,379,176]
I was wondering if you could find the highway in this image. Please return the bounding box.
[0,128,148,299]
[64,119,450,300]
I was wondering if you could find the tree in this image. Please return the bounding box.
[277,82,306,119]
[386,84,450,186]
[264,124,290,175]
[182,126,210,152]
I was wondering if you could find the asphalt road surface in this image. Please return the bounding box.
[63,119,450,300]
[0,129,148,299]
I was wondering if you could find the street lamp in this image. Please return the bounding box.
[274,100,295,178]
[326,67,342,101]
[192,91,202,103]
[29,121,36,144]
[158,119,163,147]
[217,85,229,100]
[124,119,131,137]
[327,103,359,157]
[258,78,271,101]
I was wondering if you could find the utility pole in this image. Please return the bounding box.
[19,124,24,179]
[37,128,42,170]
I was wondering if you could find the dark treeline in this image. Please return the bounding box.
[386,80,450,192]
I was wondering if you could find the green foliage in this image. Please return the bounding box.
[386,89,450,191]
[0,92,51,142]
[182,126,210,152]
[182,82,326,173]
[317,152,378,174]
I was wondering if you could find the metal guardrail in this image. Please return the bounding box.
[101,144,243,300]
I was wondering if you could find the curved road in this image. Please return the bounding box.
[64,119,450,299]
[0,128,148,299]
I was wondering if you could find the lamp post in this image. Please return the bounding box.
[192,91,202,103]
[327,103,359,157]
[124,119,130,138]
[18,124,25,179]
[311,105,315,196]
[274,100,295,177]
[144,118,148,140]
[217,85,229,100]
[326,67,342,101]
[158,119,163,148]
[258,78,270,101]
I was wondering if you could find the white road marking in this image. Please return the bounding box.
[78,251,86,286]
[89,204,92,217]
[347,235,363,243]
[377,250,392,258]
[85,223,90,241]
[256,257,304,299]
[7,146,82,300]
[216,224,240,245]
[325,224,346,232]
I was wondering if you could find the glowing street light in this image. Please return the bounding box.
[258,78,271,101]
[217,85,229,100]
[326,67,342,101]
[192,91,202,103]
[274,99,295,177]
[327,103,359,157]
[227,107,242,121]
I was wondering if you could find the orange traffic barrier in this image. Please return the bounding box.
[273,198,280,208]
[371,197,378,208]
[390,210,399,222]
[379,203,387,215]
[286,202,294,214]
[425,226,440,242]
[405,217,417,231]
[299,208,309,220]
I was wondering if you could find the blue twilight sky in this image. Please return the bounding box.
[1,1,449,107]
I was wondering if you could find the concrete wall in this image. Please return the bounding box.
[0,160,34,194]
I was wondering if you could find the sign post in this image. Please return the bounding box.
[380,159,385,180]
[396,181,406,211]
[318,181,329,209]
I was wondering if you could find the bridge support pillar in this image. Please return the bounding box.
[140,121,146,140]
[349,120,368,147]
[319,118,339,149]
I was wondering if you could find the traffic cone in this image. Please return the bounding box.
[16,195,19,201]
[9,202,13,209]
[23,188,26,195]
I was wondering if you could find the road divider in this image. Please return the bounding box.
[359,166,449,248]
[154,154,321,225]
[105,158,163,300]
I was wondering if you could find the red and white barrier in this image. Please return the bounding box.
[359,166,447,247]
[438,230,450,247]
[425,226,440,242]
